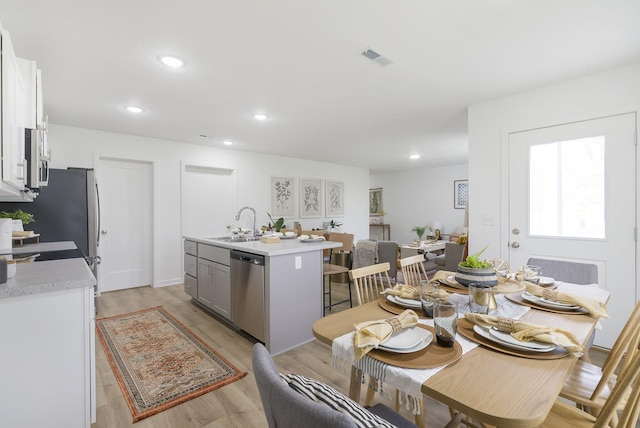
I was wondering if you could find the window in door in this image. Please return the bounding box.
[529,136,605,239]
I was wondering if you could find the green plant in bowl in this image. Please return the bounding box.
[267,212,285,232]
[458,245,491,268]
[412,225,428,240]
[456,245,498,286]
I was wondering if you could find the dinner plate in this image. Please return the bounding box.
[473,325,556,353]
[298,237,325,242]
[378,327,432,353]
[280,234,297,239]
[488,328,556,351]
[521,292,581,310]
[439,275,467,289]
[387,295,422,309]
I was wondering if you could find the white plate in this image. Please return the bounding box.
[521,292,581,310]
[538,276,555,287]
[379,327,433,353]
[473,325,556,353]
[387,295,422,309]
[280,235,297,239]
[488,328,556,351]
[380,327,423,349]
[439,275,467,289]
[298,237,325,242]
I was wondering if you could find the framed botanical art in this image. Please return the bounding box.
[454,179,469,209]
[270,176,295,218]
[325,180,344,217]
[300,178,323,218]
[369,188,383,216]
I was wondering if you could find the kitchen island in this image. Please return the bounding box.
[183,236,341,355]
[0,258,96,428]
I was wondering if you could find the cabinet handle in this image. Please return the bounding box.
[16,159,27,182]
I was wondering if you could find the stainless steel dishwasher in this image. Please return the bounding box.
[231,250,265,342]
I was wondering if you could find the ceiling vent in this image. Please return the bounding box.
[361,48,393,66]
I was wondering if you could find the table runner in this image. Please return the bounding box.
[332,294,529,414]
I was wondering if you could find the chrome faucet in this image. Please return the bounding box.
[235,206,257,237]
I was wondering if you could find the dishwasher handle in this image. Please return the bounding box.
[231,250,265,266]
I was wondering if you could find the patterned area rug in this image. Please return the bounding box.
[96,306,247,422]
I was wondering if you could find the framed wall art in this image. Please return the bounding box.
[454,180,469,209]
[270,176,295,218]
[300,178,323,218]
[369,188,383,216]
[325,180,344,217]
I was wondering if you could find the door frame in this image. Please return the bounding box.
[498,106,639,315]
[93,153,157,288]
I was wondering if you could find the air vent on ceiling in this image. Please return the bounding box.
[361,48,393,66]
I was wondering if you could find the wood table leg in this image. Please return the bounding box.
[348,366,362,402]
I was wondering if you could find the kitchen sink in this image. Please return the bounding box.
[209,236,259,242]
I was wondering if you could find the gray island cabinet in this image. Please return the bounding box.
[183,236,340,354]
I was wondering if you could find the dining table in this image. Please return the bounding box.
[312,282,609,428]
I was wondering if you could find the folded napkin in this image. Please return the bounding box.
[431,270,455,282]
[524,282,608,318]
[465,313,583,355]
[381,283,450,300]
[353,309,419,361]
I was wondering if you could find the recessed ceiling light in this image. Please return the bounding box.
[253,113,268,121]
[409,154,421,160]
[158,55,185,68]
[124,105,144,113]
[223,140,233,146]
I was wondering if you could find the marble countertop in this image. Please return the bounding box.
[184,235,341,256]
[0,258,96,299]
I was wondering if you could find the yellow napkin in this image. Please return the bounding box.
[431,270,455,283]
[353,309,419,361]
[381,283,449,300]
[524,282,608,318]
[465,313,584,355]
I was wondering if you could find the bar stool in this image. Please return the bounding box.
[322,233,354,315]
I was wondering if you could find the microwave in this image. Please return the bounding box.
[25,126,50,190]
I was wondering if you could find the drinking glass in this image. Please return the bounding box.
[468,283,492,314]
[523,265,541,285]
[419,280,440,318]
[433,300,458,348]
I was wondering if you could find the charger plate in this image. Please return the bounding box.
[505,293,589,315]
[438,276,525,295]
[378,297,429,319]
[457,319,570,360]
[368,324,463,369]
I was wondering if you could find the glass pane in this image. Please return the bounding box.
[529,136,605,239]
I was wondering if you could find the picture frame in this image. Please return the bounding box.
[325,180,344,217]
[454,180,469,209]
[369,188,383,216]
[300,178,323,218]
[270,176,295,218]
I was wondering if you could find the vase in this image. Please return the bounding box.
[455,265,498,287]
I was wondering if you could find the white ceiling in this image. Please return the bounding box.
[2,1,640,173]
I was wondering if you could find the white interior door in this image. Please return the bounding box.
[508,113,637,349]
[98,158,153,292]
[181,163,235,237]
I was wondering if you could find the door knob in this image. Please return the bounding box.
[101,230,108,235]
[511,242,520,248]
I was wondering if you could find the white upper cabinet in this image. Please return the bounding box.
[18,57,43,130]
[0,28,27,196]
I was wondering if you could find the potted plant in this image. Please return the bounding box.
[328,219,343,232]
[266,212,285,232]
[0,209,35,226]
[455,245,498,287]
[412,225,428,244]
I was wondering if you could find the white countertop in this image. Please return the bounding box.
[0,241,78,256]
[184,235,341,256]
[0,258,96,299]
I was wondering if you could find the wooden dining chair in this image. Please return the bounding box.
[348,262,391,306]
[323,233,355,315]
[398,254,429,287]
[559,299,640,423]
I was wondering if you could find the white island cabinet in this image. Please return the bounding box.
[0,258,97,428]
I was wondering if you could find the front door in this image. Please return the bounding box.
[98,157,153,292]
[508,113,637,348]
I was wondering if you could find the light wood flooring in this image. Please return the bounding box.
[93,280,610,428]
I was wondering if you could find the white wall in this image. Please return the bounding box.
[468,61,640,261]
[48,124,370,287]
[370,163,468,244]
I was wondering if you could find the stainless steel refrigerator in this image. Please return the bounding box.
[0,167,101,305]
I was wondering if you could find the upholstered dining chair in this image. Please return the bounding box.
[252,343,418,428]
[527,257,599,360]
[398,254,429,287]
[434,242,467,272]
[559,299,640,424]
[323,233,355,315]
[348,262,391,306]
